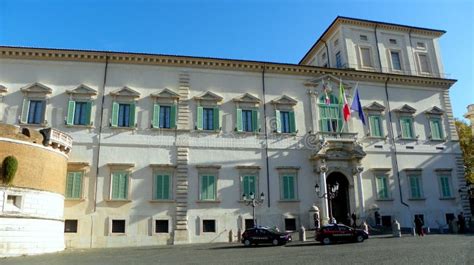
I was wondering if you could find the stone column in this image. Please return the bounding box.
[356,166,365,218]
[320,165,329,225]
[308,89,318,133]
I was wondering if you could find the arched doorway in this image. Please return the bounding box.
[327,172,350,224]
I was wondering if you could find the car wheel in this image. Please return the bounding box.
[356,235,365,243]
[322,237,331,245]
[244,239,252,246]
[272,239,279,246]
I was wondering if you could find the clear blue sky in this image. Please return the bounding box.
[1,0,472,120]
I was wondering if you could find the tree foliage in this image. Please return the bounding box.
[2,155,18,185]
[455,119,474,183]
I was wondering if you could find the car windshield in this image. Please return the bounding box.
[266,228,279,233]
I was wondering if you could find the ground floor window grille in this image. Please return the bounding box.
[284,218,296,231]
[202,220,216,233]
[64,219,78,233]
[111,220,126,234]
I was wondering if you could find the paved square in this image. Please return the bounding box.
[2,235,473,265]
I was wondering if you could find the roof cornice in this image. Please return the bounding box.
[0,46,456,89]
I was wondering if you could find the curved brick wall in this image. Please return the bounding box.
[0,139,67,195]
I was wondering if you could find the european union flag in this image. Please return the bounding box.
[350,86,366,126]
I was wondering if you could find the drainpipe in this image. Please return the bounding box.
[93,54,109,213]
[322,40,331,67]
[261,64,271,208]
[374,25,383,72]
[383,77,409,209]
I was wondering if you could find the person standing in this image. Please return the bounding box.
[414,217,424,237]
[351,212,357,228]
[458,212,466,234]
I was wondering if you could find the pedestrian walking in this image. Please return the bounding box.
[414,217,424,237]
[351,212,357,228]
[457,212,465,234]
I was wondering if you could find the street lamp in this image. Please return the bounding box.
[242,192,265,227]
[315,182,339,223]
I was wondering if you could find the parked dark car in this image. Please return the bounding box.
[316,224,368,245]
[241,226,292,246]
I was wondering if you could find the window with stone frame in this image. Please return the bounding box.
[436,169,453,199]
[150,164,175,201]
[193,91,223,131]
[65,84,98,126]
[406,171,424,200]
[425,106,445,141]
[270,95,298,134]
[277,167,299,201]
[233,93,261,133]
[109,86,140,129]
[236,166,260,200]
[19,82,52,125]
[363,101,386,138]
[395,104,417,140]
[107,163,134,201]
[151,88,179,129]
[196,165,220,201]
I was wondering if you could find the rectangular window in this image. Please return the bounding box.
[200,175,216,200]
[335,52,343,68]
[284,218,297,231]
[276,110,296,134]
[389,39,397,45]
[66,171,83,199]
[360,47,373,67]
[280,111,290,133]
[111,171,129,200]
[74,102,88,125]
[390,51,402,71]
[5,195,22,211]
[417,42,425,49]
[203,108,214,130]
[375,175,389,199]
[27,100,44,124]
[242,110,253,132]
[154,174,171,200]
[159,106,171,128]
[360,35,368,41]
[408,175,423,199]
[369,115,383,137]
[155,220,169,233]
[430,118,443,140]
[418,54,430,73]
[241,175,256,198]
[400,117,414,139]
[245,219,254,230]
[445,213,455,225]
[281,175,296,200]
[111,220,126,233]
[118,103,131,127]
[439,175,452,198]
[202,220,216,233]
[64,220,78,233]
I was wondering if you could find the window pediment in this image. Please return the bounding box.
[66,84,98,96]
[233,93,261,104]
[271,95,297,106]
[364,101,385,112]
[395,104,416,114]
[194,91,223,102]
[110,86,140,98]
[20,82,53,95]
[150,88,180,100]
[424,106,444,116]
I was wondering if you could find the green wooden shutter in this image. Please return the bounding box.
[197,106,203,130]
[440,176,451,197]
[156,175,163,199]
[288,176,295,199]
[409,176,420,198]
[430,119,442,140]
[66,172,75,198]
[72,172,82,198]
[252,109,259,132]
[129,102,136,127]
[170,104,177,129]
[275,110,281,133]
[289,111,296,133]
[152,103,160,128]
[249,176,255,195]
[66,100,76,125]
[85,101,92,125]
[282,176,289,199]
[120,172,128,199]
[208,176,215,200]
[213,107,219,130]
[20,98,30,123]
[163,175,170,199]
[236,108,243,132]
[111,101,119,127]
[319,106,328,132]
[111,172,120,199]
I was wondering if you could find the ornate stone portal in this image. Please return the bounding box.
[310,134,366,224]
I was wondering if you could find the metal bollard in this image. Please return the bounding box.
[299,226,306,242]
[237,228,242,241]
[412,227,416,236]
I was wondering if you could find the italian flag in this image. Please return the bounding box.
[339,80,351,122]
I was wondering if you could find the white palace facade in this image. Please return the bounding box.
[0,16,469,248]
